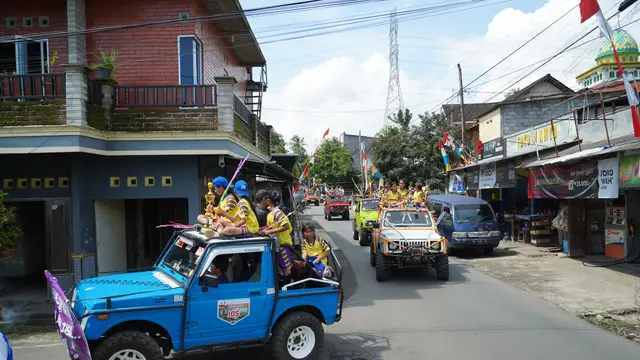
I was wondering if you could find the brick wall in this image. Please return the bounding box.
[0,0,68,72]
[500,98,588,137]
[0,101,66,126]
[85,0,249,95]
[109,109,218,132]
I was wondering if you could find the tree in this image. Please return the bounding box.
[308,137,359,184]
[504,88,520,99]
[270,128,287,154]
[0,191,22,267]
[370,109,458,192]
[288,135,308,179]
[387,108,413,130]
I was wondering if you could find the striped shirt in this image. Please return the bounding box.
[301,236,331,265]
[237,198,259,234]
[267,207,292,246]
[220,194,238,217]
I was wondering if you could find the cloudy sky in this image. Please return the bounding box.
[241,0,640,152]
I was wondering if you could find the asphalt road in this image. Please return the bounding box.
[12,206,640,359]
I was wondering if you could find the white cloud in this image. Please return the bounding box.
[262,52,424,152]
[262,0,640,152]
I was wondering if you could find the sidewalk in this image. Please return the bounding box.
[457,242,640,316]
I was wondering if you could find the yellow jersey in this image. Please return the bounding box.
[399,189,408,200]
[237,198,259,234]
[267,206,292,246]
[413,190,425,203]
[301,236,331,265]
[385,191,402,203]
[219,194,238,219]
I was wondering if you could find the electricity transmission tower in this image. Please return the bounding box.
[384,8,404,126]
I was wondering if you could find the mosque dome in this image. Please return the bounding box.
[596,29,639,59]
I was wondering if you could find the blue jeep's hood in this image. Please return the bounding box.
[74,270,184,314]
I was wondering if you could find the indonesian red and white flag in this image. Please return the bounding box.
[580,0,600,23]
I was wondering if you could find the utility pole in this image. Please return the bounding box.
[359,131,364,193]
[458,63,465,144]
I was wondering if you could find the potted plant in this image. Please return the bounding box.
[89,49,118,79]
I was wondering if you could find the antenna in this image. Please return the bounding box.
[384,8,404,126]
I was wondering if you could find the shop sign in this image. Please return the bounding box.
[479,137,504,161]
[479,163,497,189]
[605,229,624,245]
[529,161,598,199]
[449,171,465,193]
[619,154,640,187]
[598,157,619,198]
[505,118,576,158]
[495,160,517,188]
[465,168,479,190]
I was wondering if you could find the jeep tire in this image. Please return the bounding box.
[342,212,349,220]
[358,227,369,246]
[369,241,376,267]
[93,330,164,360]
[436,255,450,281]
[271,311,324,360]
[483,247,494,256]
[352,226,359,240]
[375,250,390,282]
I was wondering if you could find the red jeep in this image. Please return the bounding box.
[324,195,350,221]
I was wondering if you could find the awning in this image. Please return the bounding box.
[226,156,296,183]
[521,136,640,168]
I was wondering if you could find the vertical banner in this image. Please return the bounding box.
[45,271,92,360]
[598,157,619,198]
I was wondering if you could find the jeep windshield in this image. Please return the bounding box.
[454,204,496,223]
[160,236,206,281]
[328,197,346,203]
[361,200,379,211]
[383,210,433,227]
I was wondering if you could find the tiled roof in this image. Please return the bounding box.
[442,102,500,125]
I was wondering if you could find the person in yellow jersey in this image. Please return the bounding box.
[259,191,294,284]
[198,177,239,234]
[300,223,333,278]
[383,182,404,207]
[412,180,427,207]
[398,179,409,202]
[215,180,259,236]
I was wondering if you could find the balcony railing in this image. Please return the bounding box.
[112,84,217,109]
[0,73,65,100]
[233,94,253,124]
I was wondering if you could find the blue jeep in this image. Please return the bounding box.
[71,229,343,360]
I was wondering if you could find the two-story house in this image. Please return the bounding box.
[0,0,292,292]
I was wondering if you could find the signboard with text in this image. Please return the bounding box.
[505,118,577,158]
[528,161,598,199]
[597,157,618,198]
[464,168,479,190]
[619,154,640,187]
[479,163,497,189]
[479,137,504,161]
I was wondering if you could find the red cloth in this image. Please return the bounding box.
[580,0,600,23]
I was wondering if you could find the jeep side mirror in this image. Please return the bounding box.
[372,223,379,229]
[199,274,219,292]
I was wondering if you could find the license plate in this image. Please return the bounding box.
[412,249,422,256]
[412,256,422,261]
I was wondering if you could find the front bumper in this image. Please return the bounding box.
[361,221,377,230]
[329,209,349,215]
[448,237,501,249]
[386,248,444,260]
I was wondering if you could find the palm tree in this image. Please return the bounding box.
[288,135,307,157]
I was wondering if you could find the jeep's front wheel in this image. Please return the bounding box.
[352,225,359,240]
[272,312,324,360]
[369,241,376,267]
[436,255,450,281]
[375,251,390,282]
[358,227,369,246]
[93,331,164,360]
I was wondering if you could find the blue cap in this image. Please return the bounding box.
[235,180,249,197]
[212,176,228,188]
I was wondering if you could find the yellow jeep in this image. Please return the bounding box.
[370,206,448,282]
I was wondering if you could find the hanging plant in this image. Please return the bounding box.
[89,49,119,79]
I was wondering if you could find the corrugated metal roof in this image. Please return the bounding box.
[521,136,640,168]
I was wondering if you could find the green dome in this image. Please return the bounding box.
[597,29,639,59]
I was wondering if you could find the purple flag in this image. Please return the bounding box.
[45,271,92,360]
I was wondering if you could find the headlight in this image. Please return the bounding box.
[388,242,398,250]
[366,221,373,226]
[489,231,501,237]
[431,241,441,250]
[452,232,467,238]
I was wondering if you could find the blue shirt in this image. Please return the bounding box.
[218,274,229,284]
[0,332,13,360]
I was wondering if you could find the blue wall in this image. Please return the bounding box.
[0,154,72,199]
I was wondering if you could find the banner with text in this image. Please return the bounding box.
[528,161,598,199]
[598,157,619,198]
[464,168,479,190]
[449,171,465,193]
[479,163,497,189]
[619,154,640,187]
[506,118,577,158]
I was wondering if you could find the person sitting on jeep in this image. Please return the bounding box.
[260,191,294,284]
[208,255,230,284]
[301,224,331,266]
[382,182,404,207]
[214,181,259,236]
[412,180,427,206]
[398,179,408,200]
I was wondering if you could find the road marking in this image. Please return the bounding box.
[12,343,61,350]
